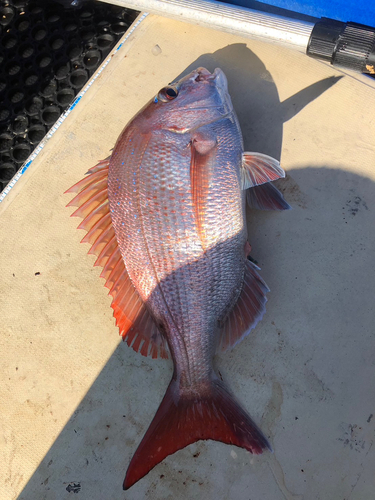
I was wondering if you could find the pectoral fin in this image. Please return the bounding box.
[190,133,217,249]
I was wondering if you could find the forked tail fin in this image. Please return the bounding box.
[124,376,271,489]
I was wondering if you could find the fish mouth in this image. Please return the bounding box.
[193,67,228,91]
[189,67,232,116]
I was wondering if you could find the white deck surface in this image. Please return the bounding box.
[1,13,375,500]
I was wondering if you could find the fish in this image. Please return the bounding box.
[65,67,290,490]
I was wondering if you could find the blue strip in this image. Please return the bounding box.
[21,160,33,174]
[69,95,83,111]
[222,0,375,26]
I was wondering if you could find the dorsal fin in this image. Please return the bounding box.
[241,152,285,189]
[218,260,269,352]
[65,159,169,359]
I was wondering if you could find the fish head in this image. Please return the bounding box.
[137,68,233,133]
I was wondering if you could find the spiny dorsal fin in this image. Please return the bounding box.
[218,259,269,352]
[65,159,169,359]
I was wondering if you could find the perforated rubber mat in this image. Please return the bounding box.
[0,0,138,192]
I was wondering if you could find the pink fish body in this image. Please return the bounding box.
[66,67,290,490]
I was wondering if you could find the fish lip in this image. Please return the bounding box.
[211,68,231,112]
[193,67,213,81]
[212,68,232,117]
[191,67,228,90]
[212,68,228,93]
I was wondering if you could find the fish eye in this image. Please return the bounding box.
[157,86,179,102]
[165,87,178,98]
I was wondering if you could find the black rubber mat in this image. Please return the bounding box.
[0,0,138,192]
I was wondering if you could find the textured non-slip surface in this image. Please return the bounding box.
[1,13,375,500]
[0,0,137,191]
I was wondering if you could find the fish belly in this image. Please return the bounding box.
[108,120,246,377]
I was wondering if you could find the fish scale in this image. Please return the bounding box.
[108,69,273,488]
[67,67,291,490]
[114,136,216,374]
[110,126,242,369]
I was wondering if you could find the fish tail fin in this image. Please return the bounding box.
[123,376,271,490]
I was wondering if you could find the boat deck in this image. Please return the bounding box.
[1,12,375,500]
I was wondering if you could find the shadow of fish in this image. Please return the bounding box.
[65,67,290,490]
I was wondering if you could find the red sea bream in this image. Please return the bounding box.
[66,67,290,490]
